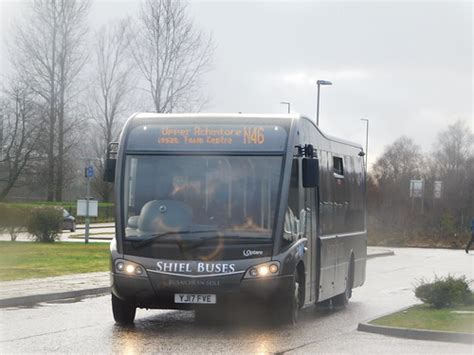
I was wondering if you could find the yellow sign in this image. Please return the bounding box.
[158,126,266,146]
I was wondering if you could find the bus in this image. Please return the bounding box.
[104,113,367,325]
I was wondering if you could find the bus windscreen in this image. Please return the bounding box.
[123,155,282,239]
[126,124,288,151]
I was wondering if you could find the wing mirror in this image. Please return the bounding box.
[103,158,116,182]
[302,158,319,188]
[103,142,118,183]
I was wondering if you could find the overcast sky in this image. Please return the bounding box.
[1,0,472,166]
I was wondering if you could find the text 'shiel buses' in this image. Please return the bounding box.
[126,124,288,151]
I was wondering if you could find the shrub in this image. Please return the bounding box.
[0,203,29,241]
[26,207,63,243]
[415,275,473,308]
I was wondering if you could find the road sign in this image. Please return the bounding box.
[434,181,442,199]
[77,199,98,217]
[85,165,94,178]
[409,180,424,198]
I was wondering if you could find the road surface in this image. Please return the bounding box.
[1,248,472,354]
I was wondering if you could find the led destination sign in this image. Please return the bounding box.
[126,124,287,151]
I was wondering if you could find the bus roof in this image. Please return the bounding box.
[133,112,300,120]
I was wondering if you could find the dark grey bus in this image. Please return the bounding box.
[104,113,367,325]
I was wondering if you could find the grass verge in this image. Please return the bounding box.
[0,241,110,281]
[370,304,474,333]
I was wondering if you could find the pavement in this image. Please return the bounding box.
[0,247,394,308]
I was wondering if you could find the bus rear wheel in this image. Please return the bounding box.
[112,294,136,325]
[332,259,354,309]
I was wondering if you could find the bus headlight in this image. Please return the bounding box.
[114,259,147,278]
[244,261,280,279]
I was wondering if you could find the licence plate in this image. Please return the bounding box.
[174,293,216,304]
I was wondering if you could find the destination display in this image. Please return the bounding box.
[126,124,288,151]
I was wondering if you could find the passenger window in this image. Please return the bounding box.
[333,156,344,176]
[288,159,299,213]
[284,159,300,244]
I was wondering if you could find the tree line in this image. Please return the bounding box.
[0,0,213,202]
[368,120,474,246]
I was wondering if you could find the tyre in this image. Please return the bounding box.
[332,259,354,309]
[112,293,136,325]
[278,269,301,325]
[70,222,76,233]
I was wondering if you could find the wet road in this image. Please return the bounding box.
[1,248,472,354]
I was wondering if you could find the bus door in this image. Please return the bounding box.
[289,157,316,304]
[304,178,317,303]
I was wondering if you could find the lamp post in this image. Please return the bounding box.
[280,101,291,113]
[316,80,332,126]
[360,118,369,172]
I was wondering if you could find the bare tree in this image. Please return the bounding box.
[430,120,474,228]
[130,0,213,113]
[369,125,474,246]
[432,120,474,176]
[92,19,133,147]
[0,82,43,200]
[9,0,91,201]
[372,136,424,192]
[88,19,134,201]
[369,136,425,239]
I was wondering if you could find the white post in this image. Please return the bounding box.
[85,159,91,244]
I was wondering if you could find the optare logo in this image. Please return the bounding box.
[243,249,263,257]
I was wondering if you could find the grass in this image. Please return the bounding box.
[371,304,474,333]
[0,241,110,281]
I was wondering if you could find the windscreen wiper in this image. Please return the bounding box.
[130,230,217,249]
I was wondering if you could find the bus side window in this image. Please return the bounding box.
[283,159,300,241]
[288,159,299,213]
[333,156,344,176]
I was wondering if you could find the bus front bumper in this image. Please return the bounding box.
[111,272,293,309]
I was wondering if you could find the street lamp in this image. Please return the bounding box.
[316,80,332,126]
[280,101,291,114]
[360,118,369,172]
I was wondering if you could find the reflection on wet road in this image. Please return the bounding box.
[1,248,472,354]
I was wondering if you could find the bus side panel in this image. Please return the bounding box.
[317,235,337,301]
[354,238,367,288]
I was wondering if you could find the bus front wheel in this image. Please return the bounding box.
[277,269,301,325]
[112,294,136,325]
